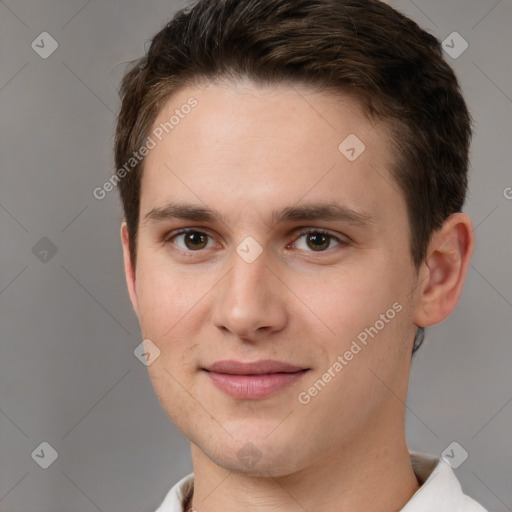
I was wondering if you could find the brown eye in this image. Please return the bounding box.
[184,231,208,250]
[305,232,330,251]
[294,230,342,252]
[169,230,213,251]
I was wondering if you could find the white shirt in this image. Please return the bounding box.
[154,452,487,512]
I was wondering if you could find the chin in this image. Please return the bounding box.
[216,447,305,477]
[192,427,311,478]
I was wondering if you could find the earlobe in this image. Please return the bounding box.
[413,213,474,328]
[120,222,140,319]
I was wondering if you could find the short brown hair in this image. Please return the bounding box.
[115,0,471,274]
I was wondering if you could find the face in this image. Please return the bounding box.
[122,79,421,477]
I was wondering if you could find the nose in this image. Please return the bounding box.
[211,248,288,341]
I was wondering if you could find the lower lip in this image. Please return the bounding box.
[205,370,309,399]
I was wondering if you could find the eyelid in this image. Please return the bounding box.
[294,227,349,244]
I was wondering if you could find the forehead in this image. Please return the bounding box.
[140,80,403,226]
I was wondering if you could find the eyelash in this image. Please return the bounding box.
[163,227,348,255]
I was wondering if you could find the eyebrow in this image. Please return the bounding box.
[143,201,374,227]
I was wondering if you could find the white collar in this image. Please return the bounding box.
[403,451,487,511]
[154,452,487,511]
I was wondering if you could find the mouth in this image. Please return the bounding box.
[203,359,310,399]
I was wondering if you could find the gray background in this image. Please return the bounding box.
[0,0,510,511]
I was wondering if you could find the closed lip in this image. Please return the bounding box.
[204,359,308,375]
[203,359,310,399]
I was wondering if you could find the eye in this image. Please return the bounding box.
[292,229,344,252]
[163,227,347,255]
[166,229,216,251]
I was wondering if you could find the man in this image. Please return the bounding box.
[114,0,486,510]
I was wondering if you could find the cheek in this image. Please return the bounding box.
[136,262,205,403]
[298,259,413,371]
[135,256,207,338]
[297,267,394,337]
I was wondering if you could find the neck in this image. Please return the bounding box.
[186,411,420,512]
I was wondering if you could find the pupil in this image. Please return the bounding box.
[186,232,207,250]
[308,233,328,251]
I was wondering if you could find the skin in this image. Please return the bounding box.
[121,79,474,512]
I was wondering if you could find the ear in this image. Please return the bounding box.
[413,212,474,328]
[121,222,140,319]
